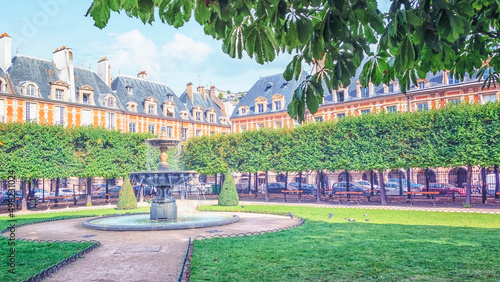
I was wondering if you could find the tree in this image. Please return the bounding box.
[117,175,137,209]
[218,93,224,100]
[87,0,499,123]
[218,169,239,206]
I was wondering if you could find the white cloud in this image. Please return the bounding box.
[162,33,214,63]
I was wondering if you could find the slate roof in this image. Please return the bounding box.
[179,89,226,124]
[111,75,187,118]
[230,72,308,119]
[234,65,480,117]
[74,67,114,107]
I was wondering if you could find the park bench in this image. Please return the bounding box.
[42,196,75,209]
[336,191,363,204]
[105,192,120,203]
[281,190,302,202]
[407,191,440,206]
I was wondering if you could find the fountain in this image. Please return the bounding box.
[82,129,239,231]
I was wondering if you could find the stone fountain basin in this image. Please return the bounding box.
[145,138,181,148]
[82,213,240,231]
[129,171,197,187]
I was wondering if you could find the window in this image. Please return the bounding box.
[257,104,264,113]
[240,125,247,132]
[27,84,36,96]
[148,124,155,134]
[195,111,201,121]
[209,131,215,136]
[83,94,91,104]
[388,83,394,92]
[387,105,397,113]
[483,94,497,104]
[54,106,64,126]
[280,82,289,89]
[449,99,460,105]
[448,74,459,84]
[26,102,36,121]
[166,111,173,118]
[257,123,265,129]
[241,108,247,114]
[167,95,173,101]
[0,80,3,92]
[274,121,282,128]
[337,91,345,102]
[181,128,188,140]
[361,87,369,98]
[315,117,323,122]
[126,86,133,94]
[129,123,136,133]
[55,89,63,100]
[337,113,345,119]
[107,98,114,107]
[196,129,202,137]
[361,109,370,115]
[148,105,155,114]
[107,112,116,129]
[165,127,173,138]
[417,103,429,112]
[274,101,282,111]
[209,113,215,123]
[418,82,425,89]
[82,110,92,126]
[0,99,4,122]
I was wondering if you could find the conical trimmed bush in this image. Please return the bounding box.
[218,170,239,206]
[117,175,137,210]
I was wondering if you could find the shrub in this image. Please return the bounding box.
[218,170,239,206]
[117,175,137,210]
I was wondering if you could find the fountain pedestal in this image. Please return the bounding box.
[150,185,177,220]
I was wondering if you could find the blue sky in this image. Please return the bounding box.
[0,0,391,95]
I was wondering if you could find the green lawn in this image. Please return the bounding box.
[192,206,500,281]
[0,207,149,281]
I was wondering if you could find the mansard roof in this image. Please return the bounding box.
[8,55,59,100]
[230,71,307,118]
[74,66,115,107]
[179,89,226,124]
[111,75,187,118]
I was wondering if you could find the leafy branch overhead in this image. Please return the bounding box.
[88,0,500,122]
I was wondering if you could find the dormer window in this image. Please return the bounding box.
[239,106,249,115]
[83,94,90,104]
[274,101,281,110]
[280,82,289,89]
[144,97,158,115]
[388,83,394,92]
[107,97,114,107]
[448,73,459,84]
[167,94,173,101]
[271,94,285,111]
[126,102,138,112]
[180,110,189,119]
[77,85,95,105]
[258,104,264,113]
[265,82,273,91]
[361,87,369,98]
[209,113,215,123]
[337,91,345,102]
[126,86,133,94]
[196,112,201,121]
[418,81,425,89]
[55,89,63,100]
[27,84,36,96]
[148,105,155,114]
[241,108,246,114]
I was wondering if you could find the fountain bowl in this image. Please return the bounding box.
[129,171,197,187]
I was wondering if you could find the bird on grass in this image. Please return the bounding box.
[365,219,370,221]
[288,212,294,219]
[241,206,245,208]
[328,213,334,219]
[364,214,368,217]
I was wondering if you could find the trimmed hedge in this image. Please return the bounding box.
[218,170,239,206]
[117,175,137,210]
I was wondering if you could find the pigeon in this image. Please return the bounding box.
[328,213,334,219]
[288,212,294,219]
[352,219,356,222]
[241,206,245,208]
[365,219,370,221]
[364,214,368,217]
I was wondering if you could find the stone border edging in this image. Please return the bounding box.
[1,212,145,281]
[177,237,191,282]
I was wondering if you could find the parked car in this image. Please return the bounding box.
[356,181,379,191]
[287,182,315,194]
[0,190,22,204]
[388,178,424,191]
[266,182,286,193]
[331,182,369,195]
[33,189,55,199]
[380,182,407,195]
[94,186,122,198]
[58,188,75,197]
[428,183,465,197]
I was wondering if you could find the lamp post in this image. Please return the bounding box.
[180,121,186,200]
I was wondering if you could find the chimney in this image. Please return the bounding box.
[355,80,362,98]
[197,86,206,101]
[53,46,76,103]
[97,57,111,87]
[0,33,11,71]
[209,85,226,115]
[138,71,147,79]
[186,82,193,102]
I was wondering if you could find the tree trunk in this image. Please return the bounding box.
[285,172,288,190]
[298,172,302,191]
[265,170,269,202]
[316,170,321,203]
[425,168,430,198]
[481,167,487,204]
[105,178,109,203]
[86,177,92,206]
[406,168,411,199]
[495,165,499,200]
[370,170,374,196]
[346,170,350,199]
[55,178,60,197]
[139,183,144,203]
[21,180,27,211]
[254,172,258,195]
[247,173,251,195]
[378,170,387,205]
[465,165,472,205]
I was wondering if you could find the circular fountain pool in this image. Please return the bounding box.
[82,213,239,231]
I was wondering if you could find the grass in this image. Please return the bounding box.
[0,207,149,281]
[191,205,500,281]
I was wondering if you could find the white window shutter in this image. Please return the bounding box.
[30,103,36,121]
[55,107,60,124]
